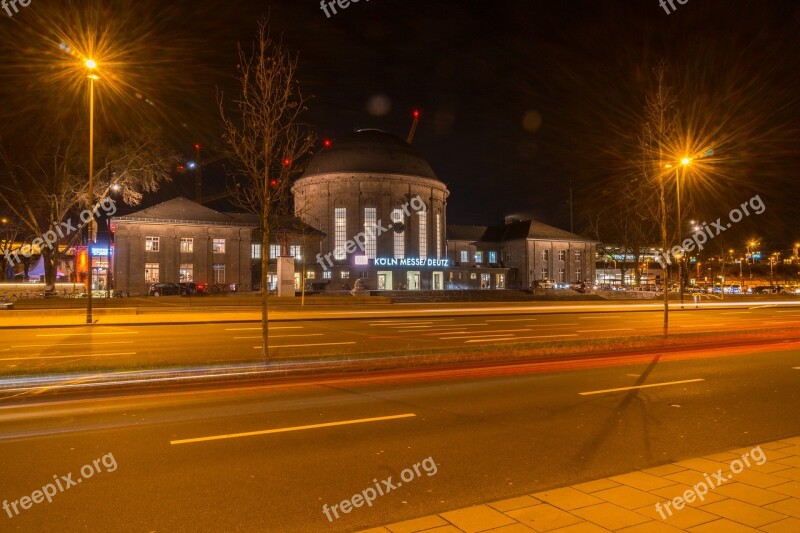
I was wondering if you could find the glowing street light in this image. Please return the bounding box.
[85,58,98,324]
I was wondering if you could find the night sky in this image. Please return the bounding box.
[1,0,799,249]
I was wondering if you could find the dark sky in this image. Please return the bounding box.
[2,0,799,248]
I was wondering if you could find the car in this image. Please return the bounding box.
[532,280,556,289]
[178,282,206,295]
[148,282,186,297]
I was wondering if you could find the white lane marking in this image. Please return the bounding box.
[466,334,579,343]
[578,316,622,319]
[526,323,579,327]
[12,341,135,348]
[441,334,517,340]
[439,328,531,337]
[577,328,635,333]
[0,352,136,361]
[35,332,139,337]
[252,342,357,349]
[370,321,435,326]
[387,325,434,329]
[579,378,705,396]
[234,334,324,339]
[793,367,800,370]
[225,327,303,331]
[721,311,753,314]
[399,329,468,334]
[170,413,417,445]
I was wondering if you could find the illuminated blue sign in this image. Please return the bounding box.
[373,257,450,268]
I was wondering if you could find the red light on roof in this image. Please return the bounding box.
[194,144,201,151]
[413,110,420,118]
[323,139,332,147]
[283,158,291,167]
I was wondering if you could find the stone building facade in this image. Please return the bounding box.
[111,198,254,295]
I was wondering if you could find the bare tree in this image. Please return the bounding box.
[218,19,316,360]
[636,62,679,336]
[0,124,176,287]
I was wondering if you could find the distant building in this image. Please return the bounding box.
[111,198,255,295]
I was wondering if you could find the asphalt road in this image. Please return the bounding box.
[2,304,800,374]
[1,338,799,531]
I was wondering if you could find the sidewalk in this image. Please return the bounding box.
[360,437,800,533]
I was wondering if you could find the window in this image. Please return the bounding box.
[269,245,281,259]
[213,263,225,283]
[306,271,316,279]
[144,263,159,283]
[364,207,377,259]
[575,267,582,282]
[435,213,442,259]
[460,250,469,263]
[558,250,566,261]
[418,211,427,261]
[145,236,160,252]
[391,209,404,259]
[575,250,582,260]
[559,268,566,282]
[470,272,477,279]
[323,270,332,279]
[488,251,497,264]
[335,207,347,260]
[542,249,550,261]
[179,263,193,283]
[290,245,302,261]
[180,238,193,253]
[340,271,350,279]
[475,251,483,263]
[213,239,226,253]
[542,268,549,280]
[251,244,262,259]
[496,274,505,289]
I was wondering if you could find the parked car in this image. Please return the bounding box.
[532,280,557,289]
[148,282,186,297]
[178,282,206,295]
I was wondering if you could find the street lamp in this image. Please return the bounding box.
[86,58,98,324]
[665,157,692,308]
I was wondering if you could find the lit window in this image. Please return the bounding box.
[179,263,193,282]
[558,250,566,261]
[435,213,442,259]
[488,251,497,264]
[144,263,159,283]
[213,239,226,253]
[340,271,350,279]
[251,244,262,259]
[269,245,281,259]
[335,208,347,260]
[323,270,332,279]
[290,245,302,261]
[575,250,582,260]
[306,271,316,279]
[213,263,225,283]
[575,268,582,281]
[460,250,468,263]
[475,251,483,263]
[145,236,160,252]
[418,211,427,261]
[470,273,477,279]
[180,238,193,253]
[391,209,404,259]
[364,207,377,259]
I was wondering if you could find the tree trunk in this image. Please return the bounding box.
[261,212,270,362]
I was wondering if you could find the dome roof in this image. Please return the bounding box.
[301,130,439,181]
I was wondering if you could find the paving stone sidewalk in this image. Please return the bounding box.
[360,437,800,533]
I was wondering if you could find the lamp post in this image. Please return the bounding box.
[85,59,98,324]
[667,157,691,308]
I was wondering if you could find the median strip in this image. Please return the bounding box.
[169,413,417,445]
[579,378,705,396]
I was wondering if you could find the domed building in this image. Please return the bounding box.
[293,129,451,291]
